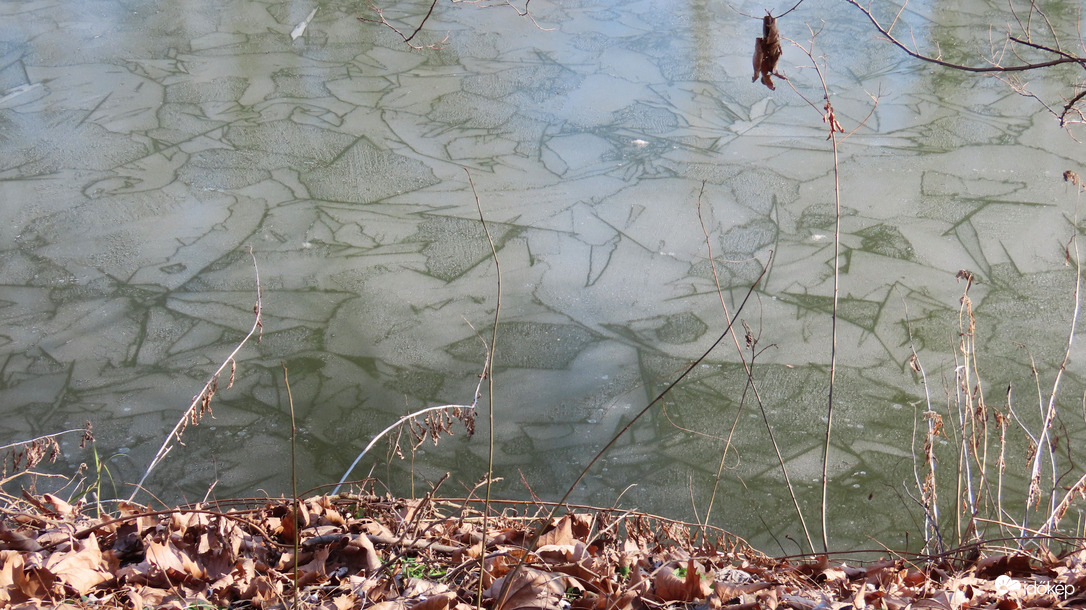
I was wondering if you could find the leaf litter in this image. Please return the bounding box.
[1,491,1084,609]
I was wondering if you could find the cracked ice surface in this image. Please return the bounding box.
[1,0,1084,550]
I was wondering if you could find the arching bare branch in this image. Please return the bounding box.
[844,0,1086,126]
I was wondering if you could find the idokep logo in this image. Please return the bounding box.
[993,574,1075,599]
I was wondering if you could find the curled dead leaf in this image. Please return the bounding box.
[0,523,41,552]
[41,494,76,519]
[752,13,783,90]
[345,533,382,574]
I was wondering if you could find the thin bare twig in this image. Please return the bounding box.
[784,23,846,555]
[694,182,811,551]
[843,0,1086,125]
[845,0,1083,73]
[451,0,555,31]
[359,0,449,50]
[465,168,502,607]
[283,363,299,609]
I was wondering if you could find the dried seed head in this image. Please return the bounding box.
[81,421,94,448]
[908,353,921,373]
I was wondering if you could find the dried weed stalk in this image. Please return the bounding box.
[0,423,93,488]
[464,168,502,607]
[333,403,478,496]
[333,171,491,503]
[914,171,1086,553]
[952,280,987,545]
[782,21,879,553]
[128,247,263,502]
[904,303,944,553]
[1031,174,1084,536]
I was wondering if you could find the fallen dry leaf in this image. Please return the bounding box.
[46,533,112,595]
[332,593,358,610]
[713,579,774,602]
[0,492,1082,610]
[654,559,713,602]
[485,566,567,610]
[538,514,575,548]
[144,539,203,580]
[1,549,30,604]
[409,591,455,610]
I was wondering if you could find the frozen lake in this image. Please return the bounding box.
[3,0,1085,552]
